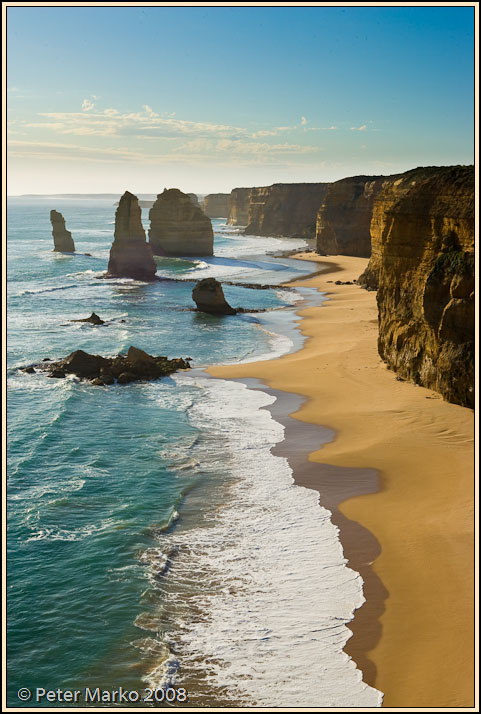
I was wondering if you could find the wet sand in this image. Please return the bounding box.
[208,253,475,707]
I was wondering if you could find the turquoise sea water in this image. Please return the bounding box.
[7,198,382,708]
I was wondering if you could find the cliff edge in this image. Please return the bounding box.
[245,183,329,238]
[360,166,474,407]
[203,193,230,218]
[316,176,389,257]
[227,188,251,226]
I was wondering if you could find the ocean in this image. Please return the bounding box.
[7,197,382,708]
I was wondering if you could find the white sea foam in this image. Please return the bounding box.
[215,234,307,258]
[143,376,383,707]
[25,516,119,542]
[237,324,294,364]
[275,288,305,304]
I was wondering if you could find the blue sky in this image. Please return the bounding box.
[7,5,475,194]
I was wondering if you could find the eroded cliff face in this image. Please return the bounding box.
[245,183,329,238]
[316,176,389,257]
[203,193,230,218]
[360,166,474,407]
[50,210,75,252]
[227,188,251,226]
[149,188,213,256]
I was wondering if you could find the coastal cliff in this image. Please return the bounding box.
[107,191,157,280]
[316,176,388,257]
[149,188,214,256]
[245,183,329,238]
[227,188,251,226]
[359,166,474,407]
[203,193,230,218]
[50,210,75,252]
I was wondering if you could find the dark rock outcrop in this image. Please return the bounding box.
[359,166,474,407]
[50,210,75,252]
[316,176,389,257]
[192,278,236,315]
[203,193,230,218]
[245,183,329,238]
[27,347,191,385]
[149,189,214,256]
[107,191,157,280]
[56,349,110,378]
[71,312,105,325]
[227,188,251,226]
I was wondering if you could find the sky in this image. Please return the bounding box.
[6,4,475,195]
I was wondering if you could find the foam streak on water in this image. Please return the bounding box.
[142,376,383,708]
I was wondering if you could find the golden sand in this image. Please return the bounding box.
[208,254,474,707]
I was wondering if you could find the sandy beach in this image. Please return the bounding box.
[208,253,475,708]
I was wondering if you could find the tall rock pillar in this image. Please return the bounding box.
[107,191,157,280]
[50,210,75,252]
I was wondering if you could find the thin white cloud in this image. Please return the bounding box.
[8,136,318,166]
[350,124,367,131]
[301,116,308,125]
[251,129,282,138]
[11,104,332,169]
[33,107,247,139]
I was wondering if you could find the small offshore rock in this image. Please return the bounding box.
[49,369,66,378]
[192,278,237,315]
[22,366,36,374]
[72,312,105,325]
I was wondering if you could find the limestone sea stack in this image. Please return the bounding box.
[203,193,230,218]
[149,189,214,256]
[359,165,474,407]
[50,210,75,252]
[187,193,200,208]
[316,175,389,257]
[192,278,236,315]
[107,191,157,280]
[227,188,251,226]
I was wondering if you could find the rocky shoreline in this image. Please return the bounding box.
[21,346,191,386]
